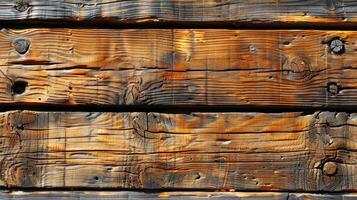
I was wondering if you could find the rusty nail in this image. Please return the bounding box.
[14,38,30,54]
[327,82,339,96]
[323,161,337,176]
[330,39,345,54]
[14,0,29,12]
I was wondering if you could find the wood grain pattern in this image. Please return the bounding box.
[0,0,356,25]
[0,191,355,200]
[1,29,357,107]
[0,110,355,191]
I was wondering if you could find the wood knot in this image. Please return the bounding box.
[13,38,30,55]
[283,56,312,80]
[131,113,148,139]
[124,84,140,104]
[326,0,343,11]
[323,161,337,176]
[1,159,38,187]
[311,112,348,146]
[124,77,142,104]
[14,0,30,12]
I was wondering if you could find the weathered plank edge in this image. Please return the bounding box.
[0,191,355,200]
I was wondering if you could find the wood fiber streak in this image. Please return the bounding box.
[0,0,356,25]
[0,111,355,191]
[0,191,355,200]
[1,29,357,107]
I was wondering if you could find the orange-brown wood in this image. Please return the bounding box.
[0,111,355,191]
[1,29,357,107]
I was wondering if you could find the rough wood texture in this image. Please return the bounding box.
[0,110,355,191]
[0,0,356,26]
[1,29,357,107]
[0,191,355,200]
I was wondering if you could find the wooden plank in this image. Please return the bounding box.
[0,191,288,200]
[0,111,355,191]
[0,0,356,26]
[289,193,357,200]
[1,29,357,107]
[0,191,355,200]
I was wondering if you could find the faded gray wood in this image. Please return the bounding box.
[0,0,356,25]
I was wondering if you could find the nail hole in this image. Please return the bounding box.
[249,45,256,54]
[16,124,24,130]
[283,41,290,45]
[94,176,99,181]
[195,173,201,180]
[12,81,28,95]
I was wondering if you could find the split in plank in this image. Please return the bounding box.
[1,29,357,107]
[0,191,355,200]
[0,110,355,191]
[0,0,356,26]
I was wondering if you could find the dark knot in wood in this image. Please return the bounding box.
[14,38,30,55]
[14,0,30,12]
[323,161,337,176]
[330,39,345,54]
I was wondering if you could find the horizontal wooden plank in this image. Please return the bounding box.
[1,29,357,107]
[0,191,355,200]
[0,111,355,191]
[0,0,356,26]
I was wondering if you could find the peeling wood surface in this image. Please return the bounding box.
[0,191,355,200]
[0,0,356,25]
[0,110,355,191]
[1,29,357,107]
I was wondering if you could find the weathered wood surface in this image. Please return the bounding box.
[0,191,355,200]
[0,0,356,26]
[1,29,357,107]
[0,110,355,191]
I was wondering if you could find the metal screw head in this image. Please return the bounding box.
[323,161,337,176]
[327,82,339,96]
[330,39,345,54]
[14,0,29,12]
[14,38,30,54]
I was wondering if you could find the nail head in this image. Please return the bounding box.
[15,0,29,12]
[330,39,345,54]
[327,82,339,96]
[323,161,337,176]
[14,38,30,54]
